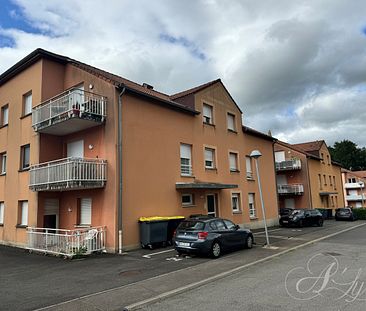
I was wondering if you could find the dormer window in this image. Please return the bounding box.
[203,104,213,125]
[227,113,236,131]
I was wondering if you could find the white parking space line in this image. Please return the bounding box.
[142,249,175,259]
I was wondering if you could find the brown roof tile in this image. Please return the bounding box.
[170,79,221,100]
[292,140,325,152]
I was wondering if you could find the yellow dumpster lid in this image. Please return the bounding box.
[138,216,185,222]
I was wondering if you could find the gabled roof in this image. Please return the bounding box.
[275,140,322,160]
[0,48,199,115]
[292,140,325,153]
[242,126,277,142]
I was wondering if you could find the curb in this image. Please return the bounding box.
[123,222,366,310]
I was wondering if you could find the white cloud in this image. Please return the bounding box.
[1,0,366,146]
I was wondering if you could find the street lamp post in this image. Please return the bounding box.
[250,150,270,246]
[359,181,364,208]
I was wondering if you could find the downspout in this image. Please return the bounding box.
[117,85,126,254]
[272,141,280,215]
[306,156,313,209]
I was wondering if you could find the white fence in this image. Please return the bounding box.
[278,184,304,195]
[276,159,301,171]
[29,157,107,191]
[27,226,106,258]
[32,88,107,131]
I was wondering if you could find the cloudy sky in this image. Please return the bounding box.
[1,0,366,146]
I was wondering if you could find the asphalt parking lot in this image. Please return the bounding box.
[0,219,364,311]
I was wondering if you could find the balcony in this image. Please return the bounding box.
[278,184,304,195]
[275,159,301,171]
[345,182,364,189]
[346,194,366,201]
[29,157,107,191]
[32,88,107,136]
[27,226,106,258]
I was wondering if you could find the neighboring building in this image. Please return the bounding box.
[274,140,345,211]
[341,169,366,208]
[0,49,279,252]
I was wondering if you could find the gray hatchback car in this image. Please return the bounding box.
[173,216,254,258]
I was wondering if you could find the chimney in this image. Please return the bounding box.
[142,83,154,90]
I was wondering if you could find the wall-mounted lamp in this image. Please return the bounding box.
[88,144,94,150]
[68,207,72,212]
[89,84,94,90]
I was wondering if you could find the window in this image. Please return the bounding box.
[348,177,356,183]
[23,92,32,116]
[1,105,8,126]
[215,219,226,230]
[327,155,330,165]
[323,174,327,185]
[321,153,324,164]
[18,201,28,226]
[318,174,322,189]
[20,144,30,170]
[248,193,256,218]
[79,198,92,225]
[223,219,236,230]
[246,156,253,179]
[329,175,332,186]
[202,104,213,124]
[182,194,194,206]
[333,176,336,189]
[204,148,215,169]
[0,152,6,174]
[180,144,192,176]
[0,202,4,224]
[231,193,241,212]
[227,113,236,131]
[229,152,238,172]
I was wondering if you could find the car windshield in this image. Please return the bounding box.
[290,210,304,216]
[178,221,205,230]
[338,208,350,212]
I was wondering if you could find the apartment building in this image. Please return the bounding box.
[0,49,279,253]
[274,140,345,211]
[341,169,366,208]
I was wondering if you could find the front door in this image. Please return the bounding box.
[207,194,216,217]
[43,215,57,229]
[43,198,59,229]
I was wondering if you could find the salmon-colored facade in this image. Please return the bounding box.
[274,140,345,212]
[341,169,366,208]
[0,49,279,252]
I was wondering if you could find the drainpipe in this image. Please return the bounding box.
[117,85,126,254]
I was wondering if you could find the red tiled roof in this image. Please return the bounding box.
[276,140,322,160]
[170,79,221,100]
[292,140,325,152]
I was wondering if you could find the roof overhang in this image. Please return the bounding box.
[176,182,238,190]
[319,191,338,196]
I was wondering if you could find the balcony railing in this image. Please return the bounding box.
[346,194,366,201]
[275,159,301,171]
[278,184,304,195]
[29,157,107,191]
[27,226,106,258]
[345,182,364,189]
[32,88,107,135]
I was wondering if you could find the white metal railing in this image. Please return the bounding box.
[29,157,107,191]
[346,194,366,201]
[32,88,107,131]
[180,159,193,176]
[278,183,304,195]
[276,159,301,171]
[27,226,106,257]
[345,182,365,189]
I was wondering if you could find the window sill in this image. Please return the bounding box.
[182,204,196,208]
[203,122,215,127]
[74,225,91,228]
[0,124,8,129]
[246,177,255,181]
[0,173,6,176]
[230,169,240,173]
[228,129,237,134]
[181,174,195,178]
[20,113,32,120]
[16,224,27,228]
[18,167,30,172]
[233,211,242,214]
[205,167,217,171]
[249,217,258,220]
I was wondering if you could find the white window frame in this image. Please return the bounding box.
[23,92,32,116]
[0,152,6,174]
[182,194,194,206]
[0,202,4,224]
[229,152,238,172]
[180,143,192,176]
[21,144,30,170]
[245,156,253,179]
[202,104,213,124]
[19,201,28,226]
[204,147,215,169]
[227,113,236,131]
[80,198,92,225]
[248,193,256,218]
[231,193,241,212]
[1,105,8,126]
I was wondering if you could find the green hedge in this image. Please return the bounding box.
[352,208,366,220]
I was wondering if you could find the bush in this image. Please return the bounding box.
[352,208,366,220]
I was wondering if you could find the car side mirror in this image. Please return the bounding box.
[235,225,240,230]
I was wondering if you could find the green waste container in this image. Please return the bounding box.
[138,216,185,249]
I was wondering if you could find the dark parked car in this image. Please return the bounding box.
[279,209,323,227]
[335,208,356,221]
[173,216,253,258]
[279,207,294,216]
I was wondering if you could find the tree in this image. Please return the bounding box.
[329,140,366,170]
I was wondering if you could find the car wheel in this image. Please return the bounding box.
[279,220,284,227]
[298,220,303,228]
[317,219,324,227]
[210,241,221,258]
[244,235,253,249]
